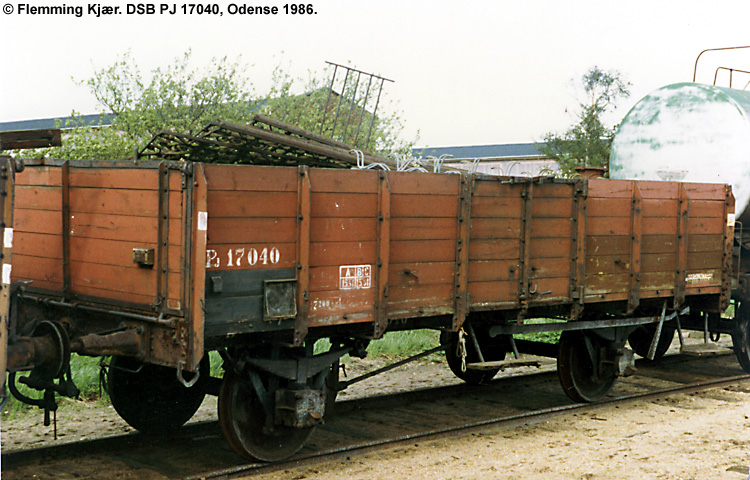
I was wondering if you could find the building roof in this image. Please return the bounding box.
[0,114,115,132]
[413,143,546,160]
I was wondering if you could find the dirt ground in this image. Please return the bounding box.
[2,338,750,480]
[253,383,750,480]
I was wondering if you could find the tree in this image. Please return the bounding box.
[89,50,255,140]
[4,52,412,160]
[539,66,630,177]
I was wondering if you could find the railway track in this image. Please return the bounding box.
[2,346,748,480]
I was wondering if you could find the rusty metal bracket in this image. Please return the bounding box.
[183,162,204,370]
[674,184,689,309]
[517,181,534,322]
[647,301,668,360]
[569,179,587,319]
[626,182,643,314]
[132,248,155,267]
[294,166,312,346]
[373,170,391,339]
[155,162,170,313]
[176,362,200,388]
[153,163,187,317]
[61,161,71,301]
[453,174,474,331]
[723,185,736,311]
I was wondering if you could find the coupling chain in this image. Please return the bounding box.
[458,328,467,373]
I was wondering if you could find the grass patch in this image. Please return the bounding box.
[515,318,565,344]
[366,329,439,357]
[208,350,224,377]
[315,329,441,362]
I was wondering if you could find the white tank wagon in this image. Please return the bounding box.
[610,81,750,371]
[610,82,750,223]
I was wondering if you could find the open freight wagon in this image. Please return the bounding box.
[1,151,739,461]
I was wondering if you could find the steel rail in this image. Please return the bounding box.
[190,371,750,479]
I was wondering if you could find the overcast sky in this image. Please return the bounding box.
[2,0,750,147]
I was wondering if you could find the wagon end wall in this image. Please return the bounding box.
[13,160,206,370]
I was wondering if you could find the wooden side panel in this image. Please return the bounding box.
[204,164,298,273]
[386,171,459,318]
[203,166,382,333]
[584,179,729,303]
[304,169,460,321]
[307,169,378,325]
[468,181,523,309]
[13,165,187,310]
[14,166,63,292]
[468,180,574,310]
[584,180,634,300]
[202,165,300,337]
[13,170,84,292]
[526,182,574,304]
[682,183,731,298]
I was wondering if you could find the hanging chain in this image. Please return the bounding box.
[458,328,467,373]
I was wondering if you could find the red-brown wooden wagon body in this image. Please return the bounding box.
[2,158,738,460]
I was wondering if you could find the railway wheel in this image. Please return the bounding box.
[107,355,208,433]
[440,327,507,384]
[628,323,676,360]
[557,331,617,402]
[732,302,750,373]
[218,369,315,462]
